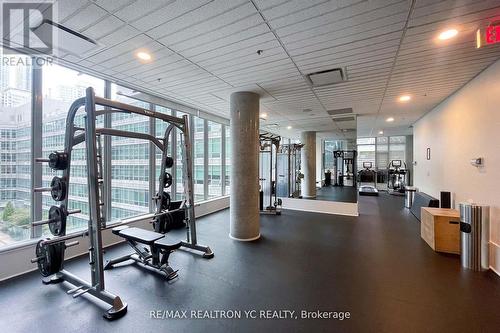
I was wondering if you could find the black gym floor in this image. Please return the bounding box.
[1,194,500,332]
[312,185,358,203]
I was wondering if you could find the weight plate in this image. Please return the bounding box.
[35,240,64,277]
[48,205,67,236]
[156,191,171,211]
[153,215,163,233]
[163,172,173,188]
[50,176,67,201]
[164,156,174,168]
[36,240,50,277]
[51,243,65,275]
[48,151,68,170]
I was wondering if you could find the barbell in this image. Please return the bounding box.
[32,205,81,236]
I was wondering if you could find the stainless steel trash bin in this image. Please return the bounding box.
[404,187,417,209]
[459,203,490,271]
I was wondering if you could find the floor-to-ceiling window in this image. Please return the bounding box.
[155,106,173,199]
[207,121,222,198]
[389,136,406,163]
[175,112,186,201]
[193,116,205,201]
[0,52,32,246]
[42,64,105,234]
[356,138,376,169]
[357,136,408,170]
[0,57,229,250]
[224,125,230,195]
[110,85,149,220]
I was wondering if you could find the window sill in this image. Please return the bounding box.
[0,195,230,255]
[0,213,154,255]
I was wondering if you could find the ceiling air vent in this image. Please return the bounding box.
[307,68,347,87]
[333,116,356,122]
[327,108,353,116]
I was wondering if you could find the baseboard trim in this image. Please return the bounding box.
[229,233,261,242]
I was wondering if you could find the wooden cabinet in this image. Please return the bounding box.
[421,207,461,254]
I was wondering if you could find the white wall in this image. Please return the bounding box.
[281,198,358,216]
[413,59,500,275]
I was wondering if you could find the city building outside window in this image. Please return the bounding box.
[0,53,32,246]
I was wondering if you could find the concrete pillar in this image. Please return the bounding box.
[229,92,260,241]
[301,131,316,198]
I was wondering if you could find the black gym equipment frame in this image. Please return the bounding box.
[332,150,357,187]
[30,87,213,320]
[277,143,304,198]
[259,133,282,215]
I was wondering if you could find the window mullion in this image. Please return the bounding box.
[148,103,156,213]
[204,119,208,201]
[30,60,43,239]
[221,125,226,196]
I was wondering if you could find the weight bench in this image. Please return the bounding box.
[104,225,182,280]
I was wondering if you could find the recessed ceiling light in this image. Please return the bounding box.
[260,112,267,119]
[379,130,384,135]
[398,95,411,102]
[287,125,292,130]
[438,29,458,40]
[136,51,152,61]
[386,117,394,122]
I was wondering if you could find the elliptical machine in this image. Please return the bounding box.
[387,160,408,195]
[358,162,378,196]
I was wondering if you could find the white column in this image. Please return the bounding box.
[229,92,260,241]
[301,131,317,198]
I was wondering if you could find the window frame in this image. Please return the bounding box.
[0,55,230,251]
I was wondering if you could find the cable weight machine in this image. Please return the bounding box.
[259,133,282,215]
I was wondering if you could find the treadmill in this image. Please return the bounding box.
[358,162,379,196]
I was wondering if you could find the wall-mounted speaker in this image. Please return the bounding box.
[440,191,451,209]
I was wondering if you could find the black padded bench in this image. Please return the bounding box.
[410,192,439,221]
[105,226,182,280]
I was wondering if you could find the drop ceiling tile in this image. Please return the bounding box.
[54,0,89,22]
[129,0,213,32]
[93,0,135,13]
[113,0,174,23]
[62,4,108,32]
[96,24,141,48]
[82,14,127,40]
[154,2,256,45]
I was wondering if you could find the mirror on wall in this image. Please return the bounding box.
[273,118,358,205]
[320,137,358,203]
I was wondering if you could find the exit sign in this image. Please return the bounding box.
[476,25,500,48]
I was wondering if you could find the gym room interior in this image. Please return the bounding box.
[0,0,499,332]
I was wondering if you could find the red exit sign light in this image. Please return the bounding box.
[477,25,500,48]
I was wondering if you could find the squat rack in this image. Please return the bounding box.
[31,87,212,319]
